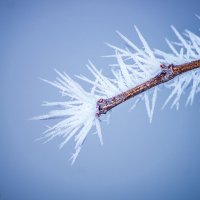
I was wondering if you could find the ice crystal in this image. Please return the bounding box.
[35,20,200,164]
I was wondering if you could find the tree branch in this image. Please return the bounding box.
[96,59,200,117]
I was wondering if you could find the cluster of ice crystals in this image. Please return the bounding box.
[33,70,103,164]
[155,25,200,109]
[105,26,162,122]
[35,21,200,164]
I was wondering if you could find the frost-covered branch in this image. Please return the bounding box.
[34,20,200,164]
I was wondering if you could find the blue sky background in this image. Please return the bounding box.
[1,0,200,200]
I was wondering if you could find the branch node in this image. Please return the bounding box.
[96,98,108,117]
[160,64,174,82]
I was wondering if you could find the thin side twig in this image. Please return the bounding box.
[96,59,200,116]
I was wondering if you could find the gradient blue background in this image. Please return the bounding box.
[1,0,200,200]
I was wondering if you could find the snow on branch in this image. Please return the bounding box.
[33,20,200,164]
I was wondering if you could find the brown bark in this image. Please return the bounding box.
[96,59,200,117]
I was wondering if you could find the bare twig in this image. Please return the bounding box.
[96,59,200,116]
